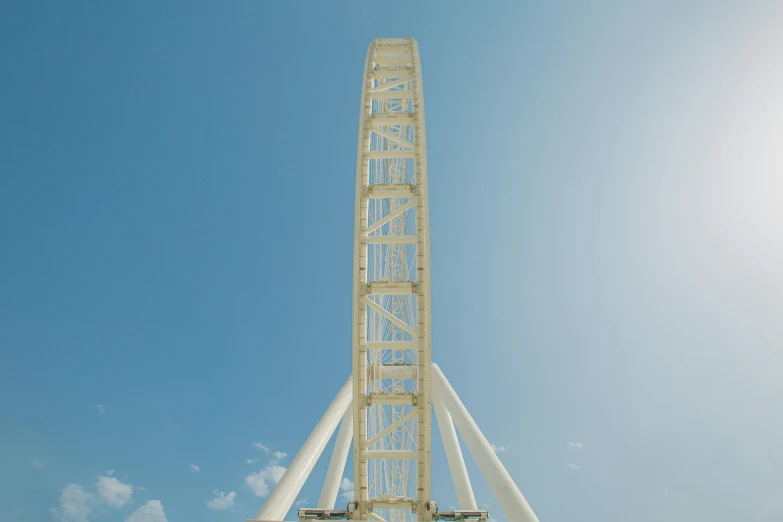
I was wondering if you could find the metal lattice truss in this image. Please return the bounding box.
[353,36,431,522]
[248,39,540,522]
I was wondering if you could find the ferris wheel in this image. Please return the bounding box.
[249,38,540,522]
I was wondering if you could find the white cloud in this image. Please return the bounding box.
[295,497,309,507]
[568,442,585,451]
[51,483,93,522]
[246,458,258,464]
[124,500,168,522]
[97,404,105,414]
[339,477,354,501]
[251,441,270,452]
[189,464,200,473]
[246,464,286,497]
[33,459,46,470]
[272,451,287,462]
[490,443,507,453]
[207,490,237,511]
[96,474,134,508]
[568,464,582,471]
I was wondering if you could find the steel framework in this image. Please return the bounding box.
[248,38,540,522]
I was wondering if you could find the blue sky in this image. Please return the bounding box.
[2,2,782,521]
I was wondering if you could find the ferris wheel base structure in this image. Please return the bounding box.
[248,38,540,522]
[247,364,539,522]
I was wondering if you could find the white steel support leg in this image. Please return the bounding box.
[432,389,478,510]
[252,377,353,522]
[317,405,354,509]
[432,364,540,522]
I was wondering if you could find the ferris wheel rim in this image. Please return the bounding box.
[253,37,537,522]
[351,37,433,522]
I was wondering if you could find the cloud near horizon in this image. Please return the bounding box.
[246,464,286,497]
[51,473,138,522]
[125,500,168,522]
[96,474,133,508]
[340,477,354,501]
[251,441,270,452]
[207,490,237,511]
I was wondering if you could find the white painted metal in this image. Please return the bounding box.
[365,341,418,351]
[364,409,420,448]
[372,69,413,80]
[432,390,478,510]
[363,235,418,244]
[367,151,416,159]
[371,127,414,148]
[370,114,414,125]
[366,183,416,199]
[317,407,354,509]
[432,364,540,522]
[365,281,417,296]
[251,37,539,522]
[353,37,432,522]
[369,364,417,380]
[364,299,419,338]
[366,450,419,459]
[252,378,353,522]
[371,79,409,92]
[370,92,415,101]
[364,201,417,235]
[366,393,417,406]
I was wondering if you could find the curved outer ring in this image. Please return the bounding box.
[351,37,433,520]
